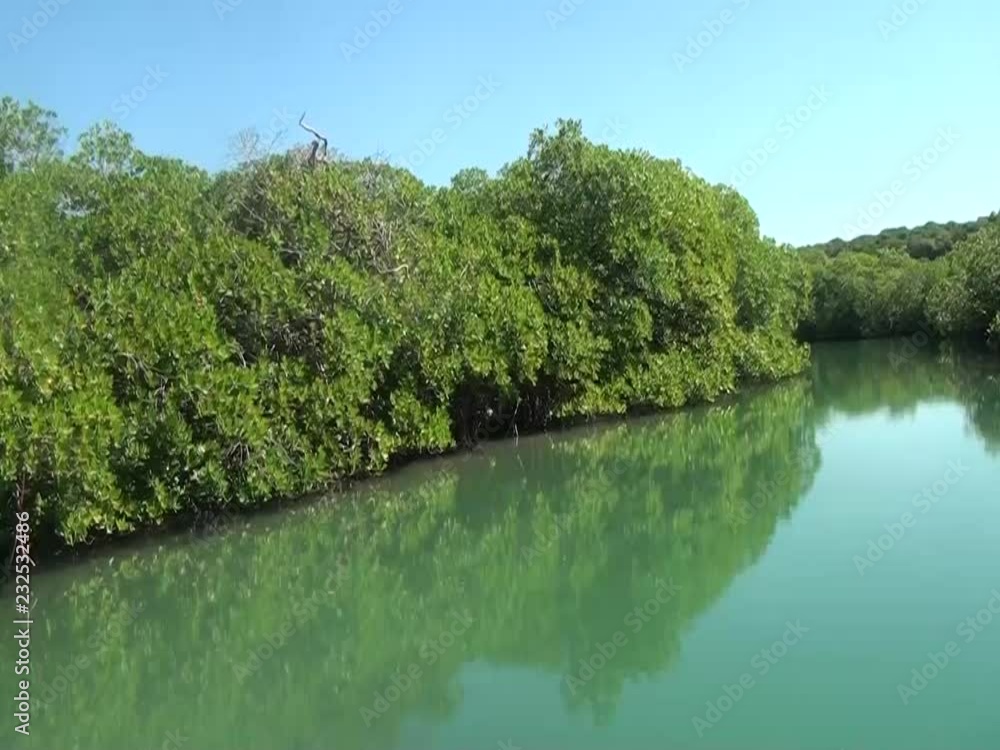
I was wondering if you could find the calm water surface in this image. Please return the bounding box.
[7,341,1000,750]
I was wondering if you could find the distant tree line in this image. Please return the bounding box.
[800,215,998,260]
[797,219,1000,343]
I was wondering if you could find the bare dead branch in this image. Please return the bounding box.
[298,112,328,167]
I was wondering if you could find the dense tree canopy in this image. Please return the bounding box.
[800,215,998,260]
[1,95,996,551]
[0,101,809,551]
[798,217,1000,344]
[0,96,64,176]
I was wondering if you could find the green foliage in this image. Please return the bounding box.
[0,96,65,175]
[798,249,939,340]
[801,215,998,260]
[927,221,1000,337]
[7,343,998,748]
[5,379,821,748]
[0,105,810,550]
[4,97,998,550]
[799,217,1000,345]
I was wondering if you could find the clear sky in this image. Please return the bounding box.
[3,0,998,246]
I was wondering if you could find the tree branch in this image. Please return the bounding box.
[298,112,328,167]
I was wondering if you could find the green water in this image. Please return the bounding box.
[6,340,1000,750]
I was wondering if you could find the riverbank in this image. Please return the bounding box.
[5,100,999,559]
[1,112,809,558]
[7,339,999,749]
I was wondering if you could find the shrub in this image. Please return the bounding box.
[0,108,810,550]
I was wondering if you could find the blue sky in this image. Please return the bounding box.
[3,0,998,245]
